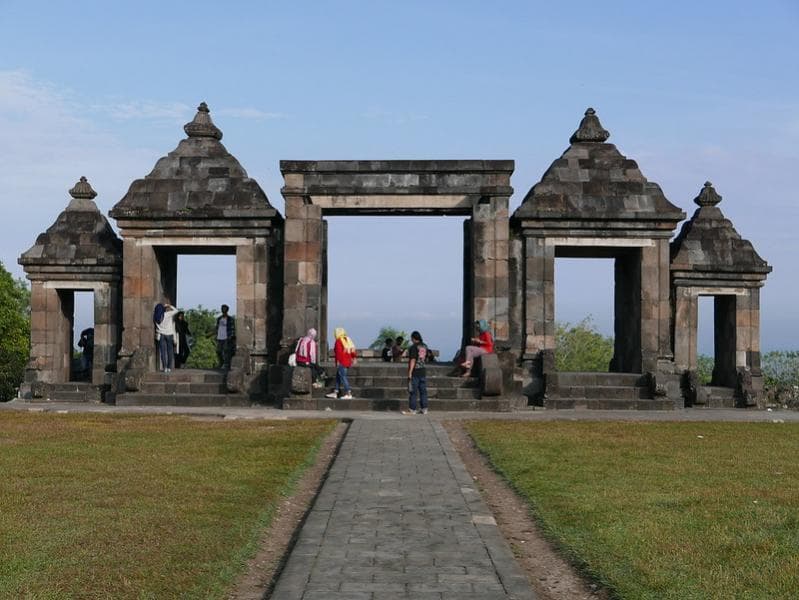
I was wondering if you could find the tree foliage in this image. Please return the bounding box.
[555,317,614,372]
[696,354,714,385]
[369,326,409,351]
[0,262,31,400]
[183,305,221,369]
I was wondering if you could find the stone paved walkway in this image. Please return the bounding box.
[270,418,536,600]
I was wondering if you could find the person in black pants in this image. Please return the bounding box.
[404,331,429,415]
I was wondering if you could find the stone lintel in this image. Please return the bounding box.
[280,159,515,174]
[135,236,256,247]
[672,275,767,289]
[544,236,656,248]
[675,285,749,297]
[309,194,474,215]
[42,280,110,291]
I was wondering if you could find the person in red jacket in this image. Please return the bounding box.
[461,320,494,376]
[326,327,356,399]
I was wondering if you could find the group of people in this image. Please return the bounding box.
[292,319,495,415]
[152,299,235,373]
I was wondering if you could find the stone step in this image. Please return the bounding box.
[696,386,738,408]
[557,385,651,400]
[28,391,98,403]
[48,382,97,392]
[313,387,482,400]
[282,397,513,412]
[137,382,227,395]
[545,398,676,410]
[325,375,479,389]
[550,372,647,387]
[142,369,226,384]
[115,393,251,407]
[321,364,458,378]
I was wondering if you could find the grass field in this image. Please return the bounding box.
[0,412,336,599]
[466,421,799,600]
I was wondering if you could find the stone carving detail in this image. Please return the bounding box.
[69,176,98,200]
[569,107,610,143]
[183,102,223,140]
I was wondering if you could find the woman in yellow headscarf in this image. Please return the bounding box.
[326,327,357,399]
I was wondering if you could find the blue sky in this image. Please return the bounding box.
[1,0,797,356]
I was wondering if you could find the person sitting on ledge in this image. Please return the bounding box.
[295,328,325,388]
[391,336,405,362]
[460,320,494,376]
[381,338,393,362]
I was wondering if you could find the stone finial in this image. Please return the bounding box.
[184,101,223,140]
[694,181,722,207]
[569,107,610,144]
[69,176,98,200]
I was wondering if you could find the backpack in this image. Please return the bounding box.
[153,303,165,325]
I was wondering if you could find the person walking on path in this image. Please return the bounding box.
[174,311,192,369]
[216,304,235,369]
[295,328,324,388]
[404,330,429,415]
[326,327,356,399]
[154,298,179,373]
[461,319,494,376]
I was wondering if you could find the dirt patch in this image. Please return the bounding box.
[444,421,608,600]
[228,420,349,600]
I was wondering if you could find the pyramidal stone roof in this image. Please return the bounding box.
[109,102,277,221]
[19,177,122,269]
[513,108,685,223]
[671,182,771,276]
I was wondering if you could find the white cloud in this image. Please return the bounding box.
[216,107,286,120]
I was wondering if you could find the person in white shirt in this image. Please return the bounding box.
[155,298,179,373]
[216,304,236,369]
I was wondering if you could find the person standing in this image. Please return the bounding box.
[381,338,393,362]
[174,311,192,369]
[154,298,179,373]
[216,304,236,369]
[326,327,356,400]
[404,330,429,415]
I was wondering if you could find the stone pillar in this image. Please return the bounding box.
[712,295,737,387]
[673,286,698,372]
[92,282,119,386]
[282,196,323,352]
[523,236,555,357]
[613,250,642,373]
[320,220,329,355]
[471,196,510,344]
[120,239,161,367]
[56,289,74,382]
[741,288,762,373]
[462,219,474,347]
[508,230,524,354]
[639,244,665,373]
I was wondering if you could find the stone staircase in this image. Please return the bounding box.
[282,362,515,411]
[694,385,739,408]
[115,369,251,407]
[545,372,676,410]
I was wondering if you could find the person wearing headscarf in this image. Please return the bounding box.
[295,328,324,388]
[461,319,494,376]
[326,327,357,399]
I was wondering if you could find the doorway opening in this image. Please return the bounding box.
[325,216,466,361]
[69,290,95,382]
[554,247,642,373]
[698,294,737,388]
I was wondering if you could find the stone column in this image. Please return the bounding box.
[92,282,118,385]
[639,243,670,373]
[282,196,323,352]
[55,289,74,382]
[120,239,160,367]
[471,196,510,344]
[462,219,473,347]
[523,236,555,357]
[673,286,698,372]
[712,295,738,387]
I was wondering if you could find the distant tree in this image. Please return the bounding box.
[0,262,31,400]
[369,326,409,351]
[696,355,714,385]
[555,317,614,372]
[184,305,222,369]
[761,350,799,390]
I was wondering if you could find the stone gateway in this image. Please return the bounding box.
[18,105,770,409]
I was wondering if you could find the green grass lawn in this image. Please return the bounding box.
[466,421,799,600]
[0,412,336,599]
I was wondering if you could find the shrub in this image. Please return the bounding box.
[555,317,614,372]
[0,262,30,400]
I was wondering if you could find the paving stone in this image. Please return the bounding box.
[270,418,536,599]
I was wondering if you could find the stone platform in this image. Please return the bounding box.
[115,369,251,407]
